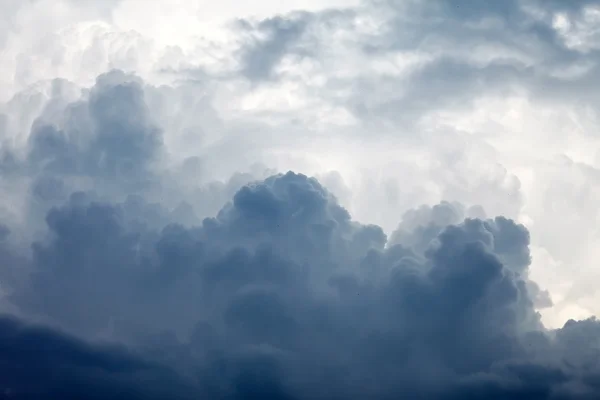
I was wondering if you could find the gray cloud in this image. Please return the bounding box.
[0,169,597,398]
[1,0,600,398]
[26,70,162,183]
[0,315,198,400]
[235,12,314,81]
[225,0,600,132]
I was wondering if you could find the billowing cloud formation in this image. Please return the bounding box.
[0,167,599,398]
[2,0,600,398]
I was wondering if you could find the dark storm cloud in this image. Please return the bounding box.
[1,1,600,398]
[1,170,599,399]
[0,315,198,400]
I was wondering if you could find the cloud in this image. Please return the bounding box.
[0,170,597,398]
[1,0,600,398]
[25,70,161,182]
[0,315,198,400]
[235,13,314,82]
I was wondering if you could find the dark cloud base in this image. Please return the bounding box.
[0,71,599,399]
[0,315,199,400]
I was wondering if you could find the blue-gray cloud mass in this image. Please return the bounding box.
[1,157,600,398]
[2,0,600,397]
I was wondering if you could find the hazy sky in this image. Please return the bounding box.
[2,0,600,398]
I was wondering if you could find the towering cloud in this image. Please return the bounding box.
[0,165,596,399]
[1,0,600,398]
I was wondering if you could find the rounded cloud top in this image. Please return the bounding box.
[0,167,596,399]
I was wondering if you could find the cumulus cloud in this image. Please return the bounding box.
[1,0,600,398]
[0,170,598,399]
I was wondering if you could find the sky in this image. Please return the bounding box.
[2,0,600,398]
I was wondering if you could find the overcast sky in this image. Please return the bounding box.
[2,0,600,398]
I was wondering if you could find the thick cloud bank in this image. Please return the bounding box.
[1,157,600,398]
[2,0,600,395]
